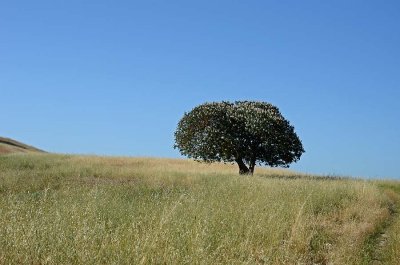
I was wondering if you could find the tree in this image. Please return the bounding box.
[174,101,304,175]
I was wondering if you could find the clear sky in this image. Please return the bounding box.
[1,1,399,178]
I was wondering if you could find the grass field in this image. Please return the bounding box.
[1,153,400,264]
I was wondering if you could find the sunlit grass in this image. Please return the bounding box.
[372,181,400,264]
[0,153,396,264]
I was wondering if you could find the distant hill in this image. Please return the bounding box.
[0,137,45,154]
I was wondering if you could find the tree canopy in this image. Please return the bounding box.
[174,101,304,174]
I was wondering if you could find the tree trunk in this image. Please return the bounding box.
[235,158,250,175]
[249,158,256,175]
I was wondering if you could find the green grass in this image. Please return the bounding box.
[0,153,399,264]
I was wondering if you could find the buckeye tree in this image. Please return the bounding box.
[174,101,304,175]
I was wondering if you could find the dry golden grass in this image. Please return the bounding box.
[371,181,400,264]
[0,153,398,264]
[0,142,33,154]
[0,137,44,154]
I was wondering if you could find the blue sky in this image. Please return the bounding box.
[1,1,399,178]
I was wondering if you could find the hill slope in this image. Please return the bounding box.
[1,154,399,264]
[0,137,45,154]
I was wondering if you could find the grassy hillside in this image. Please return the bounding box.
[0,137,44,154]
[0,153,399,264]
